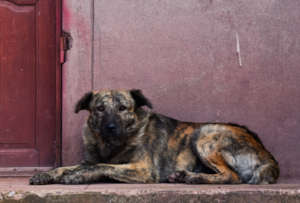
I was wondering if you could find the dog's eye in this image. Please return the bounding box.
[119,105,127,111]
[96,106,105,112]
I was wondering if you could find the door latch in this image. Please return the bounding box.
[60,31,72,64]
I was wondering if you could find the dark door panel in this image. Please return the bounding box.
[0,0,60,167]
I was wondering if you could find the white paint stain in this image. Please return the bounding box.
[235,32,242,67]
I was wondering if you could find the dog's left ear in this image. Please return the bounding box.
[75,92,94,113]
[130,89,153,109]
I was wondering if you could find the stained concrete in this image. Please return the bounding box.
[0,177,300,203]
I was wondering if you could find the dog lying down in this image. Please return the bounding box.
[30,89,279,185]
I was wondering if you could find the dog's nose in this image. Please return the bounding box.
[106,123,116,131]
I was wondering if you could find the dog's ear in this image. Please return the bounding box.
[130,89,153,109]
[75,92,93,113]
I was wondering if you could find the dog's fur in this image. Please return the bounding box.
[30,89,279,185]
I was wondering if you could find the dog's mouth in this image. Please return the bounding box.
[101,131,125,146]
[101,126,123,140]
[103,129,121,137]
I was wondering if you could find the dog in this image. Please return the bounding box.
[30,89,279,185]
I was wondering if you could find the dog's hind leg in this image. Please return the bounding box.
[169,155,241,184]
[169,128,242,184]
[169,124,279,184]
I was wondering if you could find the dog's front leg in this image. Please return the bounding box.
[60,161,154,184]
[29,165,81,185]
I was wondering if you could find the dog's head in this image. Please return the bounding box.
[75,89,152,145]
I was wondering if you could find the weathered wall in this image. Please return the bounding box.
[62,0,93,165]
[62,0,300,179]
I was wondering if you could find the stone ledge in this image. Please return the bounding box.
[0,177,299,203]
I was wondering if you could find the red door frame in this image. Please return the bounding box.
[55,0,62,168]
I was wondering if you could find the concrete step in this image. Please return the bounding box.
[0,177,299,203]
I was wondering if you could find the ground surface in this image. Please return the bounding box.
[0,177,299,202]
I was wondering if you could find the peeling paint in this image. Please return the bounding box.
[235,32,242,67]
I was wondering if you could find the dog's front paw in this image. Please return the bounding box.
[168,171,187,183]
[29,172,53,185]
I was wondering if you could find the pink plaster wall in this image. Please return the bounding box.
[63,0,300,179]
[62,0,93,165]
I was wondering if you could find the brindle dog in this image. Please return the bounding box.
[30,89,279,185]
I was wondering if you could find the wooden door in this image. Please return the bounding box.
[0,0,61,170]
